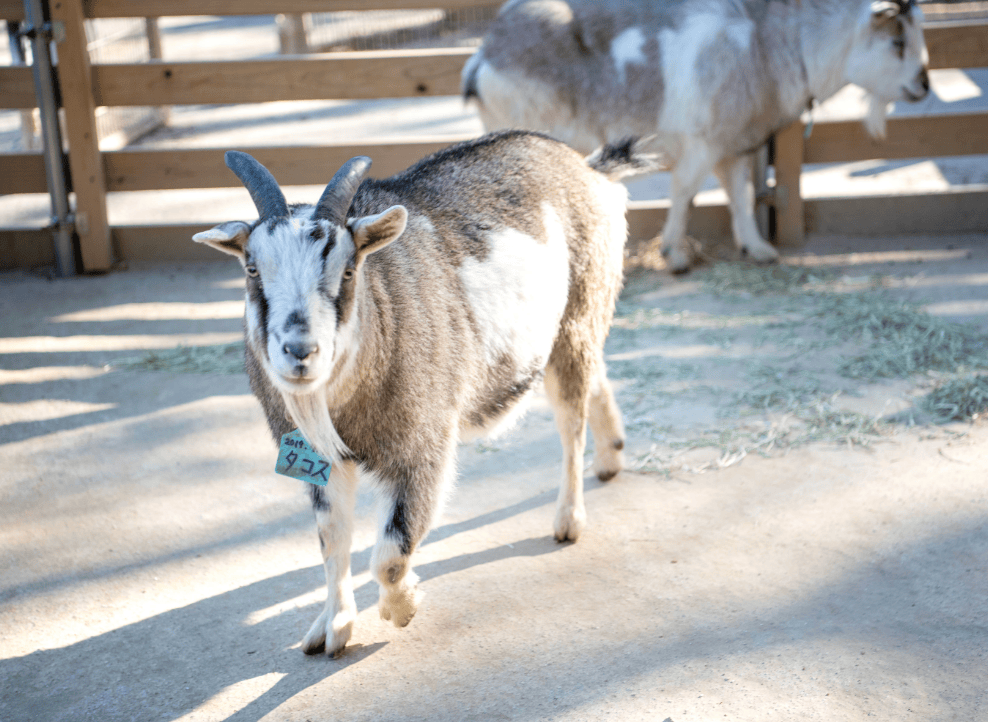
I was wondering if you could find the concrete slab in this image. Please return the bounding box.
[1,231,986,721]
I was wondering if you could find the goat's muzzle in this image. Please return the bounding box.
[903,68,930,102]
[278,340,321,386]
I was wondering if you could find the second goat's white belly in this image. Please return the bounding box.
[457,203,570,371]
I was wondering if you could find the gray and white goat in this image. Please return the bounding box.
[463,0,931,272]
[193,131,652,656]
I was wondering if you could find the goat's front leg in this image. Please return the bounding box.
[301,459,358,657]
[714,153,779,264]
[371,450,454,628]
[661,143,716,273]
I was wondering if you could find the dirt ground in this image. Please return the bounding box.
[1,230,986,722]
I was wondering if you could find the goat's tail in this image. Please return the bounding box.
[461,50,484,106]
[585,137,662,180]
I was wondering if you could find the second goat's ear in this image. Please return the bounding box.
[192,221,252,260]
[349,205,407,260]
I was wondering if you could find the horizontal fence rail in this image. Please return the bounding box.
[9,110,988,196]
[0,66,36,109]
[802,112,988,164]
[925,20,988,69]
[92,49,474,106]
[0,0,499,21]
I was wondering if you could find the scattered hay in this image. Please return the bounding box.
[812,293,988,379]
[922,374,988,422]
[632,394,890,475]
[701,263,836,295]
[618,259,988,474]
[733,365,833,412]
[113,342,245,375]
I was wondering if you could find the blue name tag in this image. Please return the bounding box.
[276,429,332,486]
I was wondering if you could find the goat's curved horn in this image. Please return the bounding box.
[314,156,372,224]
[225,151,289,220]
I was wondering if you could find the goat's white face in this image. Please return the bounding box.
[195,203,407,396]
[244,209,354,393]
[845,0,930,104]
[194,152,407,396]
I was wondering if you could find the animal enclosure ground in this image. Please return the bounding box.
[1,233,986,721]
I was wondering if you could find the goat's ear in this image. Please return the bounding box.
[348,205,407,260]
[192,221,251,260]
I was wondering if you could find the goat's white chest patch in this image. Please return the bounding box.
[458,203,569,369]
[611,27,647,84]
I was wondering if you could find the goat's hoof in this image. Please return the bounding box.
[593,440,624,482]
[741,243,779,265]
[662,247,692,274]
[301,607,354,657]
[554,506,586,543]
[379,586,422,628]
[594,457,623,482]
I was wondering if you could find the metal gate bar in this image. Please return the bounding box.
[20,0,76,276]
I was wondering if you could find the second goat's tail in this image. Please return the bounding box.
[585,137,662,180]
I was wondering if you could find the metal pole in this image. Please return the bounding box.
[22,0,77,277]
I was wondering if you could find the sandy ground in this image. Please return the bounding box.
[1,231,986,721]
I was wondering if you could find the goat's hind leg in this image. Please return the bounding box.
[544,364,591,543]
[301,459,358,657]
[714,153,779,264]
[588,359,624,482]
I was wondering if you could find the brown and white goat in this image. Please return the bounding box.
[193,131,654,656]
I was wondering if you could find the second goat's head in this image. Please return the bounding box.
[194,151,407,394]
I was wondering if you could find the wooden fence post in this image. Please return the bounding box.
[277,13,308,54]
[49,0,113,272]
[773,120,805,248]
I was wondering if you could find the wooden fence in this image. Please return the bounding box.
[1,0,987,272]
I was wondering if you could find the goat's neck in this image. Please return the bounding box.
[280,276,385,462]
[798,5,861,103]
[323,270,387,413]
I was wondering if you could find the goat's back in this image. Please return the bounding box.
[466,0,802,157]
[334,131,628,446]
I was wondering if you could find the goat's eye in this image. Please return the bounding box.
[245,265,259,278]
[893,36,905,55]
[342,268,355,281]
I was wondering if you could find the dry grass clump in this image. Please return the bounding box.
[922,374,988,422]
[632,396,889,475]
[702,263,836,295]
[733,365,832,411]
[114,342,245,374]
[812,294,988,380]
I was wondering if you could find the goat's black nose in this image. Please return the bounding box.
[284,341,318,361]
[919,68,930,92]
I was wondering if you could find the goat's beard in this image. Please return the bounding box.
[863,94,892,139]
[283,386,351,462]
